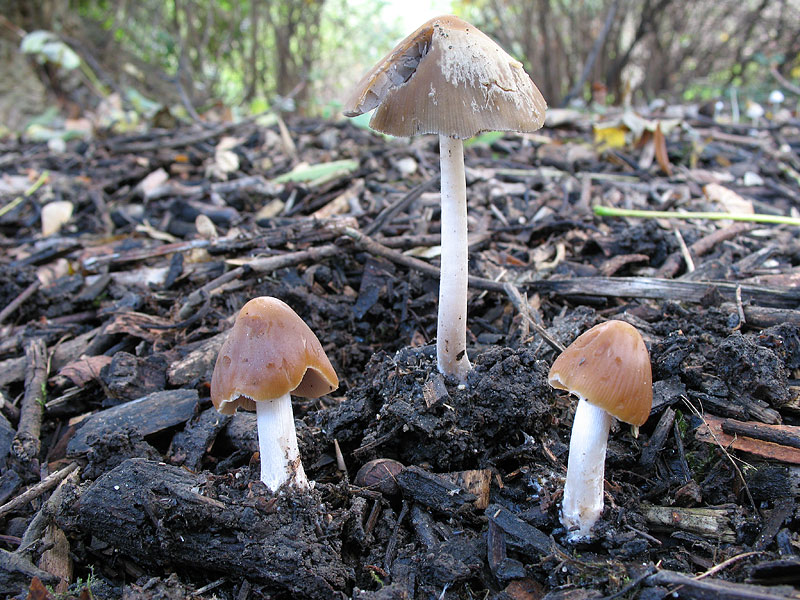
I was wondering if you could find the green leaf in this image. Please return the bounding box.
[463,130,505,148]
[271,159,359,186]
[21,30,80,70]
[348,112,373,130]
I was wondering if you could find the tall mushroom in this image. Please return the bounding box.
[210,297,338,492]
[343,15,546,382]
[548,320,652,540]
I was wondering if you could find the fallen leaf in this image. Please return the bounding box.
[594,124,627,149]
[136,168,169,199]
[704,183,754,214]
[59,355,113,387]
[654,123,673,176]
[26,576,53,600]
[41,200,73,236]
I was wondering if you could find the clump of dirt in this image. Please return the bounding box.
[320,345,555,472]
[714,332,791,409]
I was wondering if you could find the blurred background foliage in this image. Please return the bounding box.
[0,0,798,129]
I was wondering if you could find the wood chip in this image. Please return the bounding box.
[695,414,800,464]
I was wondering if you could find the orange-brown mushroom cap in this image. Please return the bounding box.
[210,297,339,415]
[548,320,652,426]
[343,15,546,139]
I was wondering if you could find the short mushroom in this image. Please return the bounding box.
[343,15,546,382]
[548,320,652,540]
[768,90,785,119]
[210,296,338,492]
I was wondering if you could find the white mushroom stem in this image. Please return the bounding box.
[561,397,613,540]
[256,393,308,492]
[437,134,472,382]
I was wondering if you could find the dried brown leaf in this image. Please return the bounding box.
[654,123,672,176]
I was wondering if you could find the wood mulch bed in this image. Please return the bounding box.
[0,109,799,599]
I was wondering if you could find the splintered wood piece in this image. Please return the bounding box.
[37,524,72,593]
[754,497,795,551]
[1,326,115,388]
[642,504,736,543]
[640,407,676,469]
[0,463,78,519]
[646,569,798,599]
[167,331,228,386]
[485,503,563,558]
[441,469,492,509]
[487,519,526,583]
[0,551,58,596]
[168,407,232,472]
[695,414,800,465]
[395,466,476,514]
[720,304,800,328]
[721,418,800,450]
[11,338,48,466]
[75,458,350,598]
[748,558,800,586]
[66,389,199,456]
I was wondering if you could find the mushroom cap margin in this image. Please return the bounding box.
[210,296,339,414]
[548,320,653,426]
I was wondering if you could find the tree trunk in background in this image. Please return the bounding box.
[469,0,799,106]
[3,0,55,32]
[265,0,325,113]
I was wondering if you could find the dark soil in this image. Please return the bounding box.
[0,111,799,599]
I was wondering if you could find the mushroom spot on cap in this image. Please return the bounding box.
[210,297,339,415]
[343,15,546,139]
[548,320,652,426]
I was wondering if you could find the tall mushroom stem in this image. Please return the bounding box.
[561,397,613,539]
[437,134,472,382]
[256,393,308,492]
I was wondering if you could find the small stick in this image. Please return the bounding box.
[672,419,691,483]
[656,222,752,278]
[11,338,48,465]
[0,389,20,423]
[0,462,79,519]
[365,175,439,236]
[674,228,694,272]
[721,418,800,450]
[339,226,506,292]
[179,266,248,320]
[384,500,409,574]
[0,280,40,324]
[191,578,227,597]
[178,245,340,320]
[353,424,403,457]
[693,551,765,580]
[624,524,662,546]
[503,283,565,353]
[734,285,746,328]
[364,500,382,538]
[18,469,80,553]
[83,238,210,271]
[769,65,800,96]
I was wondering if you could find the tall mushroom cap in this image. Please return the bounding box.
[210,297,339,415]
[548,320,652,426]
[343,15,546,139]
